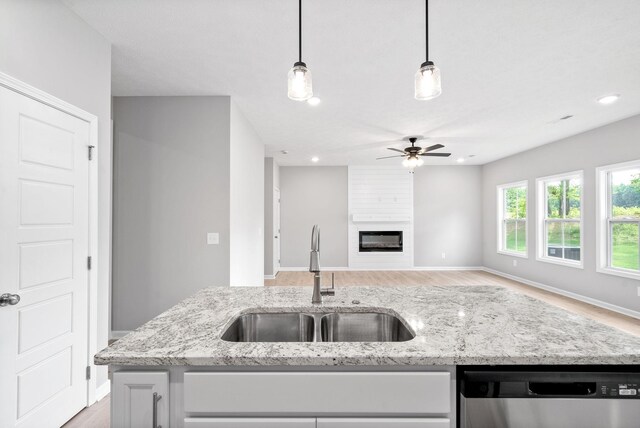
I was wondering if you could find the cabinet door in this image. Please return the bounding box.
[184,418,316,428]
[112,371,168,428]
[317,418,450,428]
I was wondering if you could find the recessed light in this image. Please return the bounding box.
[597,94,620,105]
[311,156,319,162]
[456,158,465,163]
[307,97,321,106]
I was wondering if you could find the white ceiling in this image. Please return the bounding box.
[64,0,640,166]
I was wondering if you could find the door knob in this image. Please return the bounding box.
[0,293,20,307]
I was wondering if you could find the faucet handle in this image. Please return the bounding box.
[322,273,336,297]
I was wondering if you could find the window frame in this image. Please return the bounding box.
[497,180,529,258]
[535,171,584,269]
[596,159,640,281]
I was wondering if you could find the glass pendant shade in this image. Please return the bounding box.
[288,62,313,101]
[414,61,441,100]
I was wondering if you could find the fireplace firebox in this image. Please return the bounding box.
[359,231,403,253]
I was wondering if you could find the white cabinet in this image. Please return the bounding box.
[184,418,316,427]
[317,418,451,428]
[112,371,168,428]
[184,371,450,415]
[184,418,449,428]
[112,369,454,428]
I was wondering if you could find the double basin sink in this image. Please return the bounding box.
[221,311,415,343]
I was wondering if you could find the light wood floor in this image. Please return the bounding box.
[266,270,640,336]
[62,395,109,428]
[66,269,640,426]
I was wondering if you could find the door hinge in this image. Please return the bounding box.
[86,366,91,380]
[88,145,95,160]
[87,256,92,270]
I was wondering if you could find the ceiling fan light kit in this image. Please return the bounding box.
[377,137,451,172]
[288,0,313,101]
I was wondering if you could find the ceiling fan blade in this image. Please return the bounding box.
[420,152,451,157]
[420,144,445,153]
[387,148,406,153]
[376,155,406,160]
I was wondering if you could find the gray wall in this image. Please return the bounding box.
[264,158,279,276]
[280,167,349,267]
[0,0,112,389]
[112,96,232,330]
[279,165,483,268]
[229,102,264,286]
[482,115,640,313]
[414,166,483,267]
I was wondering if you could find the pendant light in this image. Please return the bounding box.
[288,0,313,101]
[414,0,441,100]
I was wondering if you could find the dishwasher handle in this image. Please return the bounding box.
[528,382,597,396]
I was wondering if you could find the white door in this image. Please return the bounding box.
[0,86,91,427]
[274,187,281,274]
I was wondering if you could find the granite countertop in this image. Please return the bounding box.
[95,285,640,366]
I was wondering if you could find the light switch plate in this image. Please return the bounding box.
[207,232,219,245]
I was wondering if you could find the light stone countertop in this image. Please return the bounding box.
[95,285,640,366]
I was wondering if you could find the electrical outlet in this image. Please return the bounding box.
[441,252,446,259]
[637,286,640,297]
[207,232,219,245]
[513,259,518,267]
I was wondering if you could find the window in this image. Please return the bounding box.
[497,181,528,257]
[536,172,583,268]
[597,160,640,280]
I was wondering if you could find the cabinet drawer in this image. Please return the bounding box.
[184,418,316,427]
[184,372,450,415]
[317,418,450,428]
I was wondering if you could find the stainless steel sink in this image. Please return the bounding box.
[321,312,415,342]
[221,311,415,343]
[221,313,315,342]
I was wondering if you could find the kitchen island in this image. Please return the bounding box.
[96,286,640,427]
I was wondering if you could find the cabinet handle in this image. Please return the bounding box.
[152,392,162,428]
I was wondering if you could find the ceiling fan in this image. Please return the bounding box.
[376,136,451,171]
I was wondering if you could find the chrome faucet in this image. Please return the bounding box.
[310,225,334,304]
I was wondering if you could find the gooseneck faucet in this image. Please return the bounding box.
[310,225,335,304]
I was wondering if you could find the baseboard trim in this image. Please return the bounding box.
[412,266,483,271]
[110,330,131,340]
[95,382,110,401]
[264,274,276,280]
[482,267,640,320]
[279,266,483,272]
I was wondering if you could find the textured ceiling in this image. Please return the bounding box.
[64,0,640,165]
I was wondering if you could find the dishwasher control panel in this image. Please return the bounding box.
[601,383,640,398]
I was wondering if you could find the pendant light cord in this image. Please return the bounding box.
[299,0,303,62]
[425,0,429,62]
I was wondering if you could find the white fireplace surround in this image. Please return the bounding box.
[348,166,414,269]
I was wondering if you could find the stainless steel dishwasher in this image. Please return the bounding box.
[460,369,640,428]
